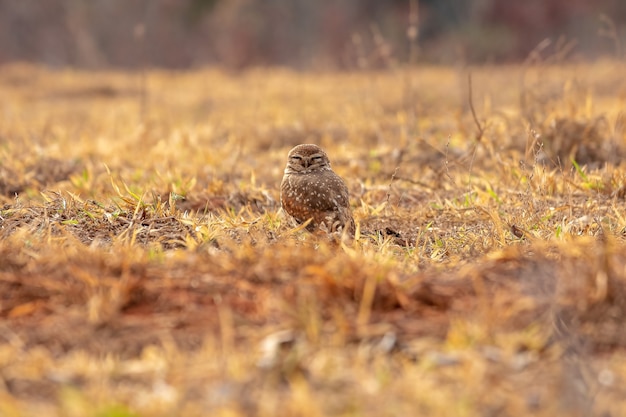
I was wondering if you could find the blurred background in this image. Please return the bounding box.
[0,0,624,69]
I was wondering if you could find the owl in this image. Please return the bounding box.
[280,144,355,235]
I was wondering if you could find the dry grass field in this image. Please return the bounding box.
[1,60,626,416]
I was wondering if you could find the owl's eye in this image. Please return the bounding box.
[290,155,303,162]
[311,156,324,163]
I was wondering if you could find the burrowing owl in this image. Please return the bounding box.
[281,144,355,235]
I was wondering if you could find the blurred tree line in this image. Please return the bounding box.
[0,0,624,69]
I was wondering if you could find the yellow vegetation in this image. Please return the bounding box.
[0,60,625,416]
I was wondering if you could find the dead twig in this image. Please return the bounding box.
[467,72,485,142]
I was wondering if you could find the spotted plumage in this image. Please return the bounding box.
[280,144,355,235]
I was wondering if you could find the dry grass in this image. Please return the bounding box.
[1,60,626,416]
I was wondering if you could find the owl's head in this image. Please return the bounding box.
[285,144,332,174]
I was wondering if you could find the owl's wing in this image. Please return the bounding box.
[308,173,351,212]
